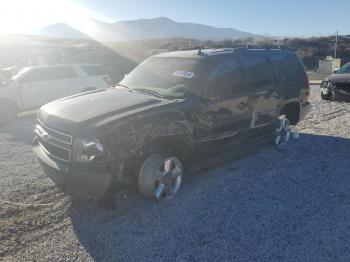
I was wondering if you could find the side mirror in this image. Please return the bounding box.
[334,68,340,74]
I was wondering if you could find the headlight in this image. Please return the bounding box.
[73,137,104,162]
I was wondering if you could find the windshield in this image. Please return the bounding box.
[119,57,201,99]
[336,63,350,74]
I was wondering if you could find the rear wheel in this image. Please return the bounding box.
[273,115,291,149]
[0,100,18,125]
[138,154,183,201]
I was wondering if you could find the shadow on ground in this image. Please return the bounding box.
[0,114,36,144]
[67,133,350,261]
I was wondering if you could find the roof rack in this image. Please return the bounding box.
[196,45,295,56]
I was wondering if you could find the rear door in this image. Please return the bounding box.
[51,66,84,97]
[79,65,110,89]
[19,68,58,110]
[238,53,282,128]
[195,55,252,156]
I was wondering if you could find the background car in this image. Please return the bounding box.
[0,64,112,123]
[321,62,350,101]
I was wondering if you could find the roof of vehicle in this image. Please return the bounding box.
[154,47,295,60]
[23,64,103,69]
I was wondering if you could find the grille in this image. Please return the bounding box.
[335,83,350,92]
[35,123,73,162]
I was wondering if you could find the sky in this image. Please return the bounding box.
[0,0,349,37]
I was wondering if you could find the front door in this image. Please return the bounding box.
[19,67,79,110]
[194,55,252,158]
[19,68,57,110]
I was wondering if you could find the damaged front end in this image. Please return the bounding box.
[32,125,112,201]
[33,98,195,201]
[321,80,350,102]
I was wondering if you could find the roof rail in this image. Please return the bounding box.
[195,45,295,56]
[202,44,294,52]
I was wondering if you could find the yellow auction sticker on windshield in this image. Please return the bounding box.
[173,70,194,79]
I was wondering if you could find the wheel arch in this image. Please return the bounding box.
[280,101,300,125]
[109,115,195,183]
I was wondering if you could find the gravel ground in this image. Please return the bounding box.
[1,86,350,261]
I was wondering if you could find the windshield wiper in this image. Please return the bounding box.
[116,83,133,91]
[134,88,171,99]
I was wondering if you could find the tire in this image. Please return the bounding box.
[138,154,183,201]
[272,115,291,149]
[321,92,330,100]
[0,100,18,125]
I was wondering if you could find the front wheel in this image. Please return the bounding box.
[138,154,183,201]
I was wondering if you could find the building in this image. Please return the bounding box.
[318,56,341,73]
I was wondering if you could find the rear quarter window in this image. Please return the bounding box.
[270,54,306,81]
[240,55,275,88]
[81,65,107,76]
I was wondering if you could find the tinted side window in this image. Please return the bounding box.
[206,57,244,101]
[241,55,275,89]
[270,54,305,80]
[23,67,77,82]
[81,65,106,76]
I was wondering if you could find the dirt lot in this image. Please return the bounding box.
[1,86,350,261]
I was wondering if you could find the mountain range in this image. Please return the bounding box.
[39,17,261,42]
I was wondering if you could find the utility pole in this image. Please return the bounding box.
[335,29,338,58]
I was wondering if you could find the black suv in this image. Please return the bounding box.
[33,48,310,202]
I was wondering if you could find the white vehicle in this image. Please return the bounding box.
[0,64,111,123]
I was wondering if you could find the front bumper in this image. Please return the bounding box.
[33,138,112,200]
[333,89,350,102]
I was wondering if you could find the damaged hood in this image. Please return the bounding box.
[38,88,170,135]
[325,73,350,83]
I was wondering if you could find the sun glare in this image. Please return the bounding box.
[0,0,138,62]
[0,0,111,35]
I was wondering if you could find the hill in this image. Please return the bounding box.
[39,17,261,41]
[1,34,350,82]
